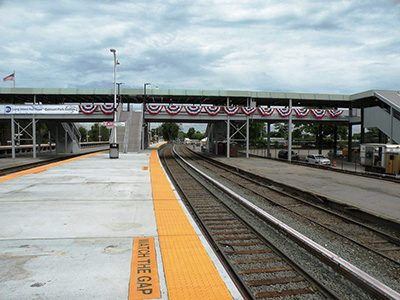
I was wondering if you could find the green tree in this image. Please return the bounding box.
[88,124,99,142]
[161,123,180,141]
[192,131,205,140]
[79,127,88,142]
[100,126,110,141]
[186,127,196,139]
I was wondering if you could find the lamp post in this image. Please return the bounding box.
[110,48,118,144]
[116,82,124,108]
[142,82,151,150]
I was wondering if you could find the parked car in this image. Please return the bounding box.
[278,150,299,160]
[305,154,331,165]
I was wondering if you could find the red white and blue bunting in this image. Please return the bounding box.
[185,105,202,116]
[276,107,292,117]
[311,109,326,119]
[241,106,257,116]
[80,104,98,115]
[258,107,275,116]
[293,108,310,118]
[204,105,221,116]
[165,104,182,115]
[141,103,344,120]
[224,106,240,116]
[99,103,115,115]
[146,104,163,115]
[327,109,344,118]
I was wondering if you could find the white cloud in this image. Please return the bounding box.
[0,0,399,93]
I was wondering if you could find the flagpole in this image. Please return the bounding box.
[13,70,15,88]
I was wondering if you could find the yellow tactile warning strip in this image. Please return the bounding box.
[129,237,161,299]
[150,149,232,299]
[0,151,106,183]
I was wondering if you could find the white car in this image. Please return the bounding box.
[305,154,331,165]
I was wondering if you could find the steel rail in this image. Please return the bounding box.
[180,147,400,264]
[173,145,400,300]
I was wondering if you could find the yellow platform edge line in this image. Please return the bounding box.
[0,151,106,182]
[150,149,233,300]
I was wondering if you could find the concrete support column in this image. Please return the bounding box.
[347,124,353,162]
[267,122,271,158]
[226,97,230,158]
[11,115,15,159]
[288,99,293,162]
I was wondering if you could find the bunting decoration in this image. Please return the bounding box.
[327,109,344,118]
[204,105,221,116]
[146,104,163,115]
[185,105,203,116]
[311,109,326,119]
[80,104,98,115]
[293,108,310,118]
[99,103,115,115]
[165,104,182,115]
[276,107,292,117]
[223,106,240,116]
[258,107,275,116]
[241,106,257,116]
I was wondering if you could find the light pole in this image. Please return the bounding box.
[110,48,118,144]
[116,82,124,108]
[142,83,151,150]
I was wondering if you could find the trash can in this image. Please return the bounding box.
[109,143,119,159]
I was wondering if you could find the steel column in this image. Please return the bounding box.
[227,97,230,158]
[318,124,323,155]
[65,129,68,153]
[360,107,365,144]
[32,116,36,158]
[267,122,271,158]
[11,115,15,159]
[347,124,353,162]
[288,99,293,162]
[33,95,37,158]
[333,125,338,157]
[389,106,393,144]
[246,98,249,158]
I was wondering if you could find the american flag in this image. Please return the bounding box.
[3,72,15,81]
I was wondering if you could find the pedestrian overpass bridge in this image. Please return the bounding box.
[0,88,399,159]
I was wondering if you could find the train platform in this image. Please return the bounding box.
[0,147,240,299]
[213,155,400,224]
[0,146,108,171]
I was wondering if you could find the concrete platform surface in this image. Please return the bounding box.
[0,152,155,299]
[213,156,400,223]
[0,149,241,300]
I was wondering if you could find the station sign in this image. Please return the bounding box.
[0,104,79,114]
[102,121,126,128]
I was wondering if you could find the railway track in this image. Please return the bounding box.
[178,146,400,266]
[160,144,400,299]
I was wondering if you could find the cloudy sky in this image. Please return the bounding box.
[0,0,399,94]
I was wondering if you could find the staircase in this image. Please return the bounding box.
[61,122,81,152]
[111,109,142,153]
[364,106,400,144]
